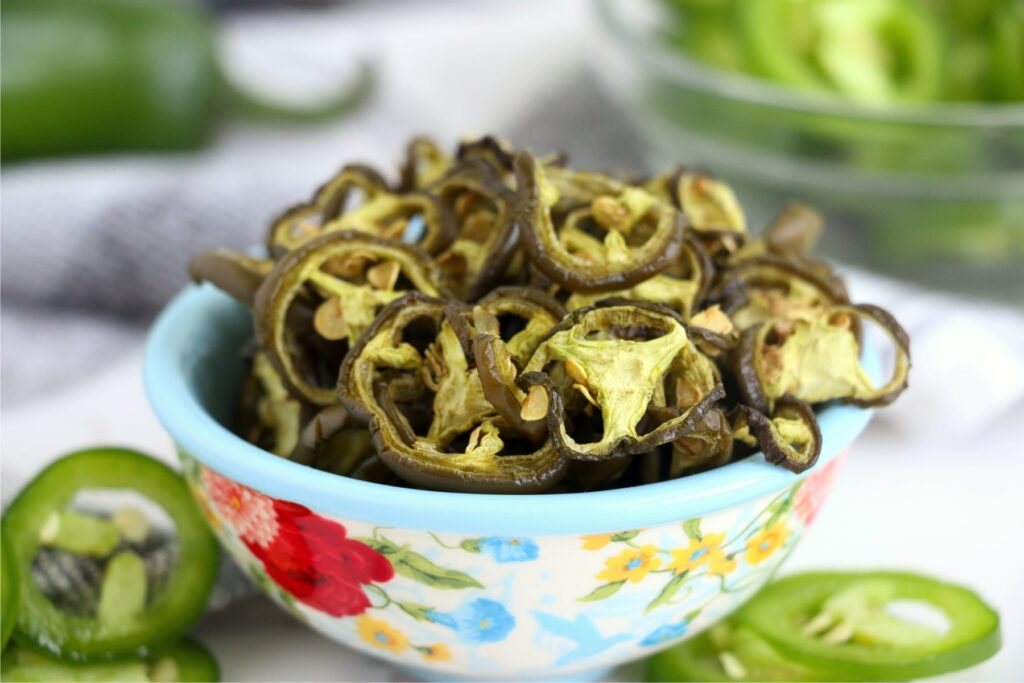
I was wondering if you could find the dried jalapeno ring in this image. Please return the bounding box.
[515,152,686,294]
[236,352,303,457]
[736,304,910,413]
[732,398,823,473]
[267,163,390,252]
[253,230,445,406]
[471,287,565,442]
[338,293,567,493]
[430,160,522,299]
[565,235,713,320]
[739,572,1001,681]
[720,254,851,331]
[1,638,220,682]
[520,302,725,460]
[187,249,272,307]
[398,136,452,191]
[1,449,218,661]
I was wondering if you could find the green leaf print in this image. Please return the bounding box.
[611,531,639,542]
[459,538,483,553]
[356,535,483,589]
[396,601,438,622]
[646,572,689,613]
[682,518,702,541]
[578,580,626,602]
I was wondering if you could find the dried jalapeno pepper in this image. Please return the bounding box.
[338,293,567,493]
[253,230,445,406]
[429,159,522,299]
[735,304,911,413]
[732,398,823,473]
[519,302,725,460]
[515,152,687,294]
[268,164,456,255]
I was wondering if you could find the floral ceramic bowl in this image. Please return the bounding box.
[143,284,876,682]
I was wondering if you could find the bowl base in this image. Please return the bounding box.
[399,664,615,682]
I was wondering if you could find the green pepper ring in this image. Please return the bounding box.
[2,448,219,662]
[740,571,1002,681]
[1,530,18,651]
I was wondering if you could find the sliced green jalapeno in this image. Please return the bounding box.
[515,152,687,294]
[253,230,445,406]
[2,449,218,662]
[735,304,910,413]
[338,293,567,493]
[1,638,220,682]
[520,302,724,460]
[2,531,18,651]
[739,572,1001,681]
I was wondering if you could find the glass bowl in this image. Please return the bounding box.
[592,0,1024,305]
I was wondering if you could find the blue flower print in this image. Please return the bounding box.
[479,537,539,563]
[432,598,515,643]
[640,620,689,646]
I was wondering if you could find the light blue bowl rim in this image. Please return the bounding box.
[143,284,876,536]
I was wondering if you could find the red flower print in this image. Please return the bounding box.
[201,467,394,617]
[794,452,845,526]
[202,468,278,548]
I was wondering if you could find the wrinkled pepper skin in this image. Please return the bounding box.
[1,0,218,161]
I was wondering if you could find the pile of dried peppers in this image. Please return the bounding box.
[191,136,911,494]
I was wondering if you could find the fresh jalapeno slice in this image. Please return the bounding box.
[739,572,1001,681]
[2,531,18,651]
[2,449,219,662]
[338,293,567,493]
[0,637,220,682]
[736,304,910,413]
[735,0,943,104]
[520,302,724,460]
[430,160,522,299]
[648,620,850,683]
[253,230,445,406]
[515,152,686,294]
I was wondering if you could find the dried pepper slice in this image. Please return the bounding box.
[733,398,823,473]
[565,235,713,320]
[430,159,522,299]
[720,254,851,331]
[736,304,911,413]
[236,352,303,457]
[267,164,390,252]
[398,136,452,191]
[649,169,748,260]
[471,287,565,442]
[520,303,724,460]
[338,293,567,493]
[188,249,272,307]
[515,152,686,294]
[254,230,445,406]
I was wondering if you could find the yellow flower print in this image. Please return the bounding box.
[707,551,737,577]
[581,534,613,550]
[597,545,662,583]
[745,523,790,565]
[666,533,728,574]
[356,615,408,653]
[420,644,452,662]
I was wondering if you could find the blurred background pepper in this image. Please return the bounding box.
[0,0,373,162]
